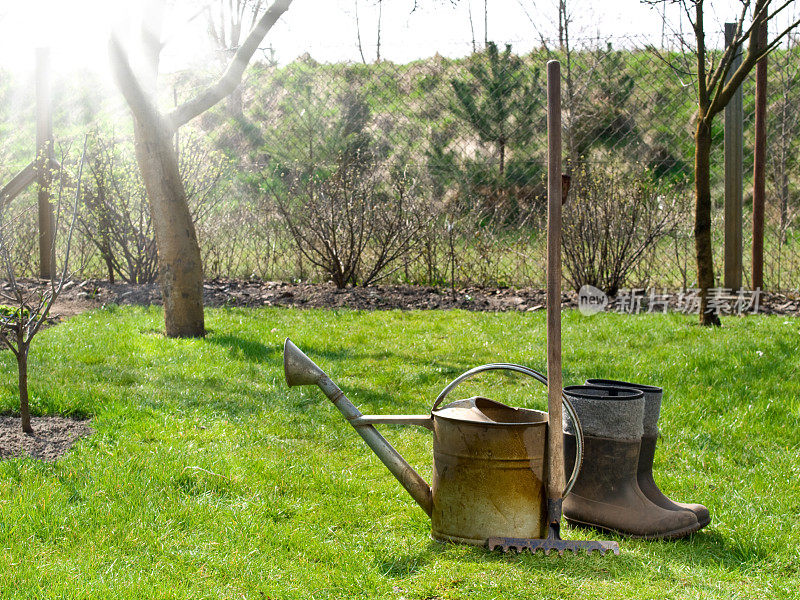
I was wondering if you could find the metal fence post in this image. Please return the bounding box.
[36,47,55,280]
[724,23,744,291]
[752,20,768,291]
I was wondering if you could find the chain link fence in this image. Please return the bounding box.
[212,32,799,292]
[2,32,799,293]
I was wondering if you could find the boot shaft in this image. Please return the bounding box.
[585,378,663,437]
[564,432,640,498]
[562,384,645,441]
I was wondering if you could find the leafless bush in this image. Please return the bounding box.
[79,132,228,283]
[181,135,230,225]
[276,159,426,288]
[408,206,448,287]
[199,193,283,280]
[79,134,156,283]
[1,193,39,277]
[562,164,687,296]
[451,208,515,287]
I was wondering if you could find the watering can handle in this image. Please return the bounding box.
[431,363,584,498]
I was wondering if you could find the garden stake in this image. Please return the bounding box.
[488,60,620,556]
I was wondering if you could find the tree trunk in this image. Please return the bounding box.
[375,0,382,63]
[467,1,476,53]
[18,347,32,435]
[227,82,244,119]
[104,249,115,284]
[110,0,293,338]
[694,117,721,326]
[133,115,205,337]
[483,0,488,48]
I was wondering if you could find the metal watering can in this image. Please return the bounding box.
[284,339,615,554]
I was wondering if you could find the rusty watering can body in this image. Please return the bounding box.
[429,396,549,543]
[283,339,583,546]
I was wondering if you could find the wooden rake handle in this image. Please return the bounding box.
[546,60,565,507]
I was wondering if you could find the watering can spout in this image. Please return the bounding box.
[282,339,433,517]
[284,338,326,387]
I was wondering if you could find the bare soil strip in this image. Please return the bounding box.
[34,278,799,318]
[0,417,91,462]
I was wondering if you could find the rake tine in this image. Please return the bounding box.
[487,537,620,557]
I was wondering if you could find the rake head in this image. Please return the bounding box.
[487,535,620,556]
[487,501,620,556]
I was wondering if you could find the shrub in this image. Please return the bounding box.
[79,132,228,283]
[562,165,687,296]
[276,158,426,288]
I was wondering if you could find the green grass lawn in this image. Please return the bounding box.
[1,306,798,599]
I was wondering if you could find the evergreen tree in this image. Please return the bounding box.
[450,42,539,178]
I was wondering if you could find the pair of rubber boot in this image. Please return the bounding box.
[562,379,710,539]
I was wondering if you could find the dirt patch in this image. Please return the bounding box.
[0,416,92,462]
[40,278,554,313]
[9,278,800,319]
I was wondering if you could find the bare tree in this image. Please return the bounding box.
[484,0,488,47]
[558,0,569,50]
[0,140,86,434]
[648,0,800,325]
[109,0,292,337]
[376,0,383,63]
[207,0,265,57]
[468,1,477,52]
[516,1,578,166]
[206,0,265,117]
[355,0,368,64]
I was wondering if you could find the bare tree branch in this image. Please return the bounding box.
[711,6,800,114]
[108,35,161,129]
[761,15,800,54]
[695,1,708,107]
[167,0,292,130]
[704,1,750,100]
[28,137,87,340]
[0,136,88,432]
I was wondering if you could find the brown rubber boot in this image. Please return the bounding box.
[639,435,711,527]
[564,434,700,539]
[562,385,702,540]
[586,378,711,529]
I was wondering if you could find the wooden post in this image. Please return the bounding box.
[36,47,55,280]
[752,20,768,291]
[724,23,743,291]
[546,60,565,506]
